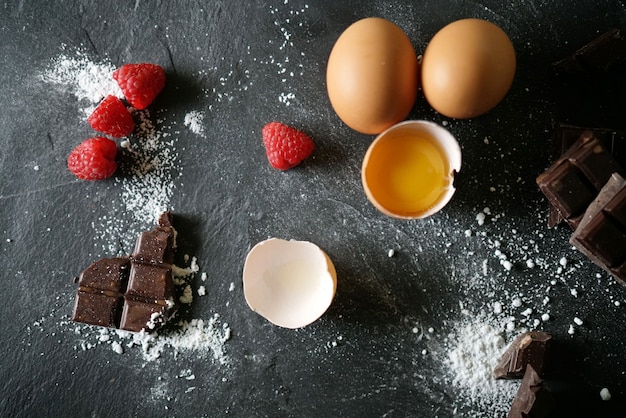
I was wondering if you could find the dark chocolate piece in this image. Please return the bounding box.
[508,365,555,418]
[553,29,626,75]
[570,173,626,286]
[537,131,624,229]
[71,212,177,331]
[548,124,626,227]
[495,332,552,380]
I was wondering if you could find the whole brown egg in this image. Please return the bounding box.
[420,18,516,119]
[326,18,419,135]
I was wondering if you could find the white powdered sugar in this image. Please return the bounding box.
[444,316,519,414]
[42,50,123,115]
[41,49,180,253]
[116,314,231,363]
[183,110,205,136]
[38,49,232,366]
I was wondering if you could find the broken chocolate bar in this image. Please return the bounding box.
[552,123,626,163]
[537,131,624,229]
[548,124,626,226]
[553,29,626,75]
[570,173,626,287]
[508,365,555,418]
[72,212,177,332]
[495,332,552,380]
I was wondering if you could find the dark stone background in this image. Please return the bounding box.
[1,1,625,416]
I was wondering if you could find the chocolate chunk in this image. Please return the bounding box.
[537,131,624,228]
[553,29,626,75]
[131,226,175,266]
[72,288,124,329]
[508,365,555,418]
[553,123,626,161]
[547,124,626,227]
[71,213,177,332]
[570,173,626,286]
[495,332,552,380]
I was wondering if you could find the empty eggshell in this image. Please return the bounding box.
[242,238,337,329]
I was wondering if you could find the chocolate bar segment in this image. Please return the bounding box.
[494,332,552,380]
[72,289,123,328]
[508,365,555,418]
[77,257,129,294]
[537,131,624,228]
[553,29,626,75]
[120,298,171,332]
[126,263,174,301]
[548,124,626,227]
[570,174,626,286]
[71,212,178,331]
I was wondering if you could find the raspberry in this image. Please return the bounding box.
[262,122,315,170]
[67,137,118,180]
[87,95,135,138]
[113,63,166,110]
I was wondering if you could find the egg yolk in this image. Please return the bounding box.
[365,132,450,216]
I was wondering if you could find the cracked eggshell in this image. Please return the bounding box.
[242,238,337,329]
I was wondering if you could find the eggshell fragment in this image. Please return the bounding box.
[242,238,337,329]
[421,18,516,119]
[326,17,419,134]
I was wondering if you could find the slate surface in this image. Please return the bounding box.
[1,1,626,417]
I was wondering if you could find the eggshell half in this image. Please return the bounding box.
[242,238,337,329]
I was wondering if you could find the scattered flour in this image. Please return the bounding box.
[443,316,519,414]
[116,314,231,363]
[42,50,123,115]
[38,49,231,366]
[42,48,181,254]
[65,261,231,364]
[183,110,205,136]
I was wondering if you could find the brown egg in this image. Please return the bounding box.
[421,19,516,119]
[326,18,419,135]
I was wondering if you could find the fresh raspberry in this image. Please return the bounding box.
[67,137,118,180]
[113,63,166,110]
[262,122,315,170]
[87,95,135,138]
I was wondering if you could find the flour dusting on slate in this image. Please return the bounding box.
[38,49,232,366]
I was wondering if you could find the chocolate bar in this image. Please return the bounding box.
[553,29,626,75]
[551,29,626,131]
[508,365,555,418]
[494,332,552,380]
[72,212,177,332]
[570,173,626,286]
[547,125,626,226]
[537,131,624,229]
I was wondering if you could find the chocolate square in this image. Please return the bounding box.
[576,213,626,267]
[72,290,123,328]
[537,132,622,228]
[570,173,626,286]
[495,332,552,380]
[507,365,555,418]
[119,299,167,333]
[77,257,129,293]
[126,263,173,301]
[132,228,174,266]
